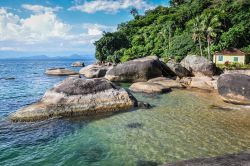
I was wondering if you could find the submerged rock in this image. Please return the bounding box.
[10,77,137,122]
[126,122,143,129]
[162,151,250,166]
[218,74,250,105]
[45,68,78,76]
[79,64,112,78]
[137,101,152,109]
[137,160,158,166]
[105,56,165,82]
[180,55,216,76]
[71,61,85,67]
[75,142,107,163]
[148,77,184,89]
[129,82,171,94]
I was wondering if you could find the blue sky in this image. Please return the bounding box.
[0,0,168,57]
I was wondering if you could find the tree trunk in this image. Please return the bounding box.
[168,26,172,50]
[198,36,203,56]
[207,35,211,60]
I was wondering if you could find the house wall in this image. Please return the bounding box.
[213,55,246,64]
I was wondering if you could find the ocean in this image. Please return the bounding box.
[0,58,250,166]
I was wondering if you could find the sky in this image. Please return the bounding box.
[0,0,169,58]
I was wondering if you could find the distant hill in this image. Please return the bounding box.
[0,54,94,60]
[18,55,49,60]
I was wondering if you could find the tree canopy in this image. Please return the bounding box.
[94,0,250,62]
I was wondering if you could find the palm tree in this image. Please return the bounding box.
[191,16,204,56]
[130,8,138,18]
[201,14,221,60]
[166,21,174,50]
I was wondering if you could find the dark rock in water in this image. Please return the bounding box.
[105,56,165,82]
[217,74,250,105]
[180,55,216,76]
[10,77,137,122]
[137,101,151,109]
[166,59,191,78]
[209,105,238,112]
[126,122,143,129]
[137,160,158,166]
[5,77,15,80]
[162,151,250,166]
[0,77,16,80]
[75,142,107,163]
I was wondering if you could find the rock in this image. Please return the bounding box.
[224,69,250,76]
[129,82,171,94]
[217,74,250,105]
[45,68,78,76]
[71,61,85,67]
[137,101,151,109]
[180,55,216,76]
[79,64,112,78]
[166,59,191,78]
[189,76,214,90]
[162,151,250,166]
[105,56,164,82]
[179,77,192,85]
[10,77,137,122]
[148,77,184,89]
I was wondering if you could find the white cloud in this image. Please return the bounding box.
[0,7,116,54]
[0,46,20,51]
[0,8,70,42]
[82,23,116,35]
[69,0,155,13]
[22,4,62,14]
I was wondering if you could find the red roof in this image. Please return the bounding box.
[214,48,246,56]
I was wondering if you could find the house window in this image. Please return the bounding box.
[218,55,223,61]
[234,57,238,62]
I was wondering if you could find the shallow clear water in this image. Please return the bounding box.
[0,59,250,166]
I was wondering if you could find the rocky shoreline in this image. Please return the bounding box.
[12,55,250,122]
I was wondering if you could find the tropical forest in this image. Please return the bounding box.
[94,0,250,63]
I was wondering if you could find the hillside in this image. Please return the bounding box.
[94,0,250,63]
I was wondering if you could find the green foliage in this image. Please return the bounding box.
[217,62,250,70]
[94,31,130,62]
[94,0,250,62]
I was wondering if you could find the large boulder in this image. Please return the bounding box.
[10,78,137,122]
[129,82,171,94]
[105,56,165,82]
[148,77,184,88]
[217,74,250,105]
[79,64,113,78]
[45,68,78,76]
[166,60,191,78]
[71,61,85,67]
[180,55,216,76]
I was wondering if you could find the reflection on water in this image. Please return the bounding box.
[0,89,250,166]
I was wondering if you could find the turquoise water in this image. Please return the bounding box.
[1,59,250,166]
